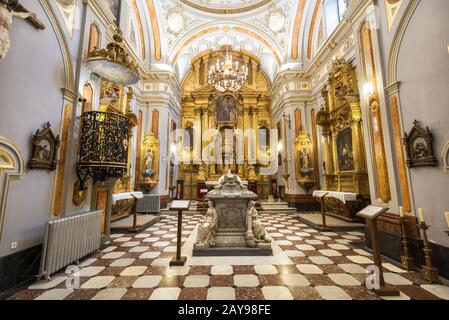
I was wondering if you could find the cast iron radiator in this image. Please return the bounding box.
[136,194,161,214]
[39,210,102,279]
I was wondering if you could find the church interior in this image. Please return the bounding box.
[0,0,449,301]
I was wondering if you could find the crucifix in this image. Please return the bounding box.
[0,0,45,62]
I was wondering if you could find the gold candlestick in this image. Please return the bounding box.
[399,215,415,271]
[419,221,440,283]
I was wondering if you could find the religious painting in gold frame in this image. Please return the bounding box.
[216,94,238,124]
[294,132,315,192]
[336,127,355,172]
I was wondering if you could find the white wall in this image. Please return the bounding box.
[396,0,449,246]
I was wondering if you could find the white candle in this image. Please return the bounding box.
[418,208,425,223]
[445,212,449,228]
[399,206,404,218]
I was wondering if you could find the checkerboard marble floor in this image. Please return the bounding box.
[8,212,449,300]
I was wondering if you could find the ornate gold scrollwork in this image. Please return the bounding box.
[139,133,160,191]
[294,132,315,192]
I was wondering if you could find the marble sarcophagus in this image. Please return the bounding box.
[193,171,272,256]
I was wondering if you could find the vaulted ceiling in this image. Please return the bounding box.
[128,0,329,82]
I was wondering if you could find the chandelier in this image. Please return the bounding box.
[208,47,249,93]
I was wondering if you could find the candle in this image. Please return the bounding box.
[445,212,449,228]
[399,206,404,218]
[418,208,425,223]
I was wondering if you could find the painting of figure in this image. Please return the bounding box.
[337,128,355,171]
[216,95,237,122]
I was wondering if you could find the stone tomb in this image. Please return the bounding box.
[193,171,272,256]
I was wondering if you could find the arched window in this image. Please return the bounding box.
[323,0,349,36]
[88,23,100,54]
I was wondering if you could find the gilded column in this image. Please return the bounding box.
[349,101,364,172]
[193,107,202,163]
[243,105,251,174]
[252,107,259,164]
[208,108,216,175]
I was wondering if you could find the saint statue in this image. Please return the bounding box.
[247,165,257,182]
[196,200,218,247]
[247,200,270,243]
[0,0,45,63]
[143,147,154,177]
[197,162,207,182]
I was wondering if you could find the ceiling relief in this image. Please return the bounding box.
[146,0,162,60]
[55,0,77,37]
[385,0,404,31]
[291,0,307,60]
[179,0,272,14]
[252,2,290,51]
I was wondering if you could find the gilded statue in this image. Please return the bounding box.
[197,162,207,182]
[247,165,257,182]
[196,200,218,248]
[0,0,45,63]
[143,147,154,177]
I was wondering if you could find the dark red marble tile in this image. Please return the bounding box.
[107,276,138,288]
[233,265,256,274]
[209,275,234,287]
[189,266,211,275]
[97,267,126,276]
[257,275,284,286]
[303,275,334,286]
[178,288,208,300]
[121,288,153,300]
[235,287,264,300]
[396,285,442,300]
[159,275,186,287]
[7,289,45,300]
[289,287,323,300]
[65,289,100,300]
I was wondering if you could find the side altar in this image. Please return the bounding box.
[193,171,272,256]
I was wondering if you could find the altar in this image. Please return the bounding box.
[193,171,272,256]
[313,190,367,222]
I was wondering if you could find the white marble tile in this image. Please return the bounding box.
[151,258,172,267]
[161,233,177,239]
[346,255,374,264]
[29,276,66,290]
[153,241,171,247]
[278,229,293,234]
[276,240,293,246]
[101,246,117,253]
[336,239,352,244]
[166,266,190,276]
[139,251,160,259]
[280,274,310,287]
[347,231,365,236]
[79,266,105,277]
[322,232,338,237]
[296,264,323,274]
[142,237,160,243]
[353,248,371,256]
[149,288,182,300]
[269,233,285,238]
[383,272,413,285]
[207,287,236,300]
[285,250,305,258]
[342,235,360,240]
[79,258,97,267]
[314,236,331,241]
[305,239,324,245]
[110,234,125,238]
[153,230,168,235]
[308,256,334,265]
[255,265,278,275]
[286,236,302,241]
[319,249,342,257]
[121,241,140,247]
[421,284,449,300]
[110,258,136,267]
[382,263,407,273]
[184,275,210,288]
[315,286,352,300]
[35,289,73,300]
[381,292,411,300]
[211,265,233,275]
[134,233,151,238]
[304,229,318,233]
[113,237,132,242]
[102,251,126,259]
[328,273,361,286]
[338,263,366,274]
[296,232,311,237]
[262,286,293,300]
[81,276,115,289]
[129,246,150,253]
[296,244,315,251]
[92,288,127,300]
[328,244,350,250]
[163,246,177,253]
[120,266,148,276]
[234,274,259,287]
[132,275,162,288]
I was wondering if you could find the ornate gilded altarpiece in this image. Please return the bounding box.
[317,59,369,196]
[179,50,273,199]
[294,132,315,192]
